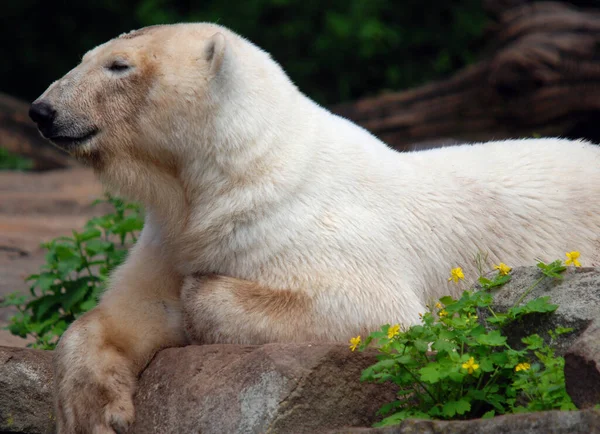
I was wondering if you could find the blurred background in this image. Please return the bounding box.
[1,0,600,347]
[6,0,489,105]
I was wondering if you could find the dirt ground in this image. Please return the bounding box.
[0,167,105,346]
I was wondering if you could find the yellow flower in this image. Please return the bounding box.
[494,262,512,276]
[462,357,480,375]
[439,309,448,318]
[515,362,531,372]
[435,302,443,309]
[448,267,465,283]
[418,313,423,319]
[565,251,581,267]
[349,335,361,352]
[387,324,400,339]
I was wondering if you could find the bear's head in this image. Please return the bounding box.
[29,23,298,208]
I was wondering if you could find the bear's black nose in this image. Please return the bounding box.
[29,101,57,134]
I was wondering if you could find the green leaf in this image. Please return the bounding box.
[111,216,143,235]
[364,358,397,377]
[476,330,507,346]
[375,410,430,427]
[482,410,495,419]
[419,364,441,383]
[479,357,495,372]
[54,244,79,261]
[84,239,114,256]
[61,280,91,312]
[439,296,455,306]
[78,298,97,312]
[0,292,28,308]
[393,354,413,365]
[432,338,456,353]
[512,297,557,316]
[413,339,429,353]
[537,260,566,279]
[27,294,61,321]
[34,272,57,292]
[555,327,574,336]
[442,399,471,417]
[490,352,508,366]
[486,313,509,325]
[448,371,464,382]
[76,228,102,242]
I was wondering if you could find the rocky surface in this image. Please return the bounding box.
[565,319,600,409]
[0,167,105,346]
[0,343,397,434]
[326,409,600,433]
[0,346,54,434]
[480,266,600,355]
[133,344,397,434]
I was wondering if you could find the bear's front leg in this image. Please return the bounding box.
[54,226,186,434]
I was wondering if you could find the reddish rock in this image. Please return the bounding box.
[0,344,397,433]
[132,344,396,433]
[565,320,600,409]
[0,346,54,434]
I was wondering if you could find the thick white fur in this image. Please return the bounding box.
[33,23,600,433]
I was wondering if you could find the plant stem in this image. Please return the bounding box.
[398,364,437,403]
[512,276,545,308]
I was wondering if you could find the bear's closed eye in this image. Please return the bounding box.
[107,61,130,72]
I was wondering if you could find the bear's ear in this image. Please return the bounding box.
[204,32,226,76]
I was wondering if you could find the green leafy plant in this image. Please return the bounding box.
[0,195,143,349]
[0,147,33,170]
[356,256,578,426]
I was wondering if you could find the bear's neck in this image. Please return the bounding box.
[156,82,322,258]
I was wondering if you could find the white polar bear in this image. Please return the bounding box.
[29,23,600,433]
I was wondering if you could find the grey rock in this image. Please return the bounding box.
[325,408,600,433]
[479,266,600,355]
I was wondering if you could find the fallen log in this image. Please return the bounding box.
[333,1,600,151]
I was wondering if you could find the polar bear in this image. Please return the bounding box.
[29,23,600,433]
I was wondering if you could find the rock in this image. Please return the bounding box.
[325,408,600,433]
[0,346,54,434]
[480,266,600,355]
[0,344,396,433]
[132,344,396,434]
[565,319,600,408]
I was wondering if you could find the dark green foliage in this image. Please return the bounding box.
[0,147,33,170]
[5,0,486,105]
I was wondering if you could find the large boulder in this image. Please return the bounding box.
[480,266,600,355]
[0,344,396,433]
[132,344,396,433]
[0,347,54,434]
[565,319,600,408]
